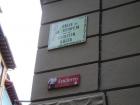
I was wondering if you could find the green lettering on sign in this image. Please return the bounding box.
[48,16,87,50]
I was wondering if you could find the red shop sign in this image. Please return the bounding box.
[48,74,80,90]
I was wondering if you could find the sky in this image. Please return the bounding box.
[0,0,41,104]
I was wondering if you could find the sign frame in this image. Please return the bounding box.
[48,16,88,50]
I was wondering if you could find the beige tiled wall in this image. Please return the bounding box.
[31,0,140,105]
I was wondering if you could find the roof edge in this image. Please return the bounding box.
[0,26,16,69]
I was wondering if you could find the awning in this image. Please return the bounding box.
[5,80,22,105]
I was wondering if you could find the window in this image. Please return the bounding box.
[2,87,12,105]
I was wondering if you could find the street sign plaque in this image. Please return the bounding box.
[48,16,87,50]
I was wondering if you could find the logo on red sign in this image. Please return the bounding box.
[48,74,80,90]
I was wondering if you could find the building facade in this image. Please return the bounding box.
[0,25,21,105]
[31,0,140,105]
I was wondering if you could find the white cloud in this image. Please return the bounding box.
[1,0,41,104]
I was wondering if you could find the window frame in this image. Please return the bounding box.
[0,62,4,85]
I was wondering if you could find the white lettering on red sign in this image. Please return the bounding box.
[48,74,80,90]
